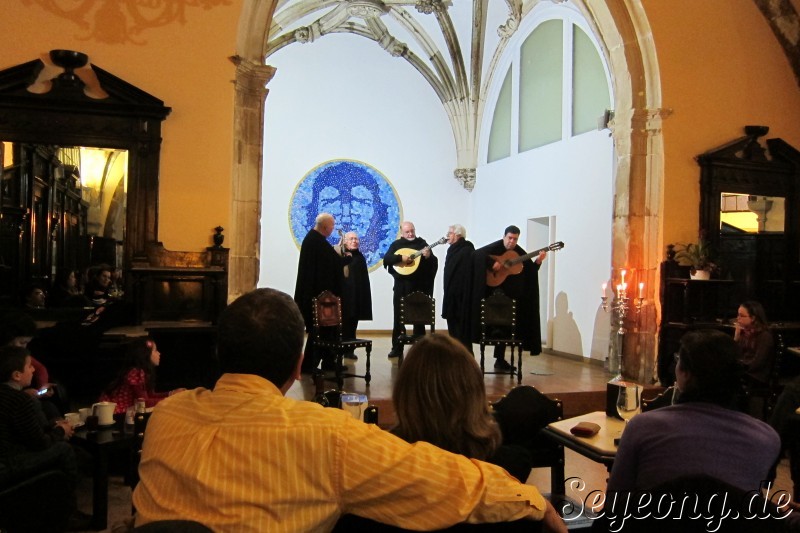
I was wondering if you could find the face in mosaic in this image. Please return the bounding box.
[290,160,401,269]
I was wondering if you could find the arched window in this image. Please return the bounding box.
[486,7,611,162]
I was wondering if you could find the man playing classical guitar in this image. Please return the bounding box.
[471,225,546,372]
[383,221,438,359]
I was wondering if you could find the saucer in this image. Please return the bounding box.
[71,422,85,429]
[97,422,116,428]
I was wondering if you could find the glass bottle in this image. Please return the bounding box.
[312,372,330,407]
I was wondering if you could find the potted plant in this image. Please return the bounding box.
[673,238,717,280]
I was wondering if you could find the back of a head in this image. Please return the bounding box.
[678,329,743,405]
[0,311,37,347]
[393,334,499,458]
[217,288,305,388]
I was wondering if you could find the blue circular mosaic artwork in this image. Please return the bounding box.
[289,159,401,270]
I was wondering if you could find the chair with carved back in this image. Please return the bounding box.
[641,386,676,412]
[312,290,372,389]
[395,291,436,366]
[491,385,565,495]
[743,331,786,421]
[479,291,524,383]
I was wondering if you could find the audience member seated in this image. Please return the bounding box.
[392,333,532,482]
[99,338,185,415]
[0,345,90,531]
[132,288,565,532]
[334,334,536,532]
[0,312,66,419]
[608,329,780,496]
[20,284,47,310]
[85,264,113,305]
[735,300,775,385]
[50,268,92,308]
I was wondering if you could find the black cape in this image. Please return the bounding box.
[294,229,344,328]
[383,236,438,296]
[470,239,541,353]
[442,238,475,332]
[341,248,372,321]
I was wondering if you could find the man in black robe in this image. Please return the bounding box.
[294,213,344,373]
[383,221,439,359]
[339,231,372,359]
[442,224,474,352]
[471,225,546,372]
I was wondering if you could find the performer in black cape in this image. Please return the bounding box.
[294,213,345,373]
[383,221,438,359]
[442,224,475,352]
[471,225,546,372]
[339,231,372,359]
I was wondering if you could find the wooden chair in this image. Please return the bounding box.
[312,291,372,389]
[479,291,524,383]
[641,386,676,412]
[395,291,435,366]
[743,332,786,420]
[491,385,565,495]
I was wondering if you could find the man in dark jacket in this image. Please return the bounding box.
[442,224,474,352]
[472,225,546,372]
[383,221,439,359]
[294,213,345,373]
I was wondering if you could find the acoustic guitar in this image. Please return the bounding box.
[392,237,447,276]
[486,241,565,287]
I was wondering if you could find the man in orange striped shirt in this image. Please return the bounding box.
[133,288,566,532]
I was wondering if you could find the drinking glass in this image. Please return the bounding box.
[616,382,641,424]
[340,393,367,421]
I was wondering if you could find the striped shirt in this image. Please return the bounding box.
[133,373,546,532]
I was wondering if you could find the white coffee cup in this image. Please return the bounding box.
[64,412,81,427]
[92,401,117,426]
[340,393,368,421]
[78,407,92,422]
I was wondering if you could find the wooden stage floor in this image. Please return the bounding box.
[286,333,616,425]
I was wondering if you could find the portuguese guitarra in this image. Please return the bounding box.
[486,241,565,287]
[393,237,447,276]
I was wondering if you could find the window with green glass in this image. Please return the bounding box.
[487,67,512,163]
[519,20,563,152]
[572,25,610,135]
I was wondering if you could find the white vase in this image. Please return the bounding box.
[690,269,711,280]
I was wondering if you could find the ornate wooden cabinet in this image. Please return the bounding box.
[657,127,800,385]
[0,50,171,304]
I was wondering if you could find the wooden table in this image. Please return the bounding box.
[542,411,624,470]
[71,422,135,530]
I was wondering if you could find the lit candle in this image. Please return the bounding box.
[621,269,627,286]
[622,282,627,292]
[616,284,622,298]
[602,282,607,296]
[638,282,644,299]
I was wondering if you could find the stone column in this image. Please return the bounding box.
[611,106,669,384]
[228,56,276,302]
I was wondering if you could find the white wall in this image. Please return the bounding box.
[472,132,613,359]
[261,33,468,331]
[261,13,614,361]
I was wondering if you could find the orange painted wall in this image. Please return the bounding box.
[3,0,799,259]
[644,0,800,246]
[0,0,242,252]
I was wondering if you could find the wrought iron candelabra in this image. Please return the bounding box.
[602,281,644,380]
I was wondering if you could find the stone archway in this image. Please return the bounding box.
[230,0,664,382]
